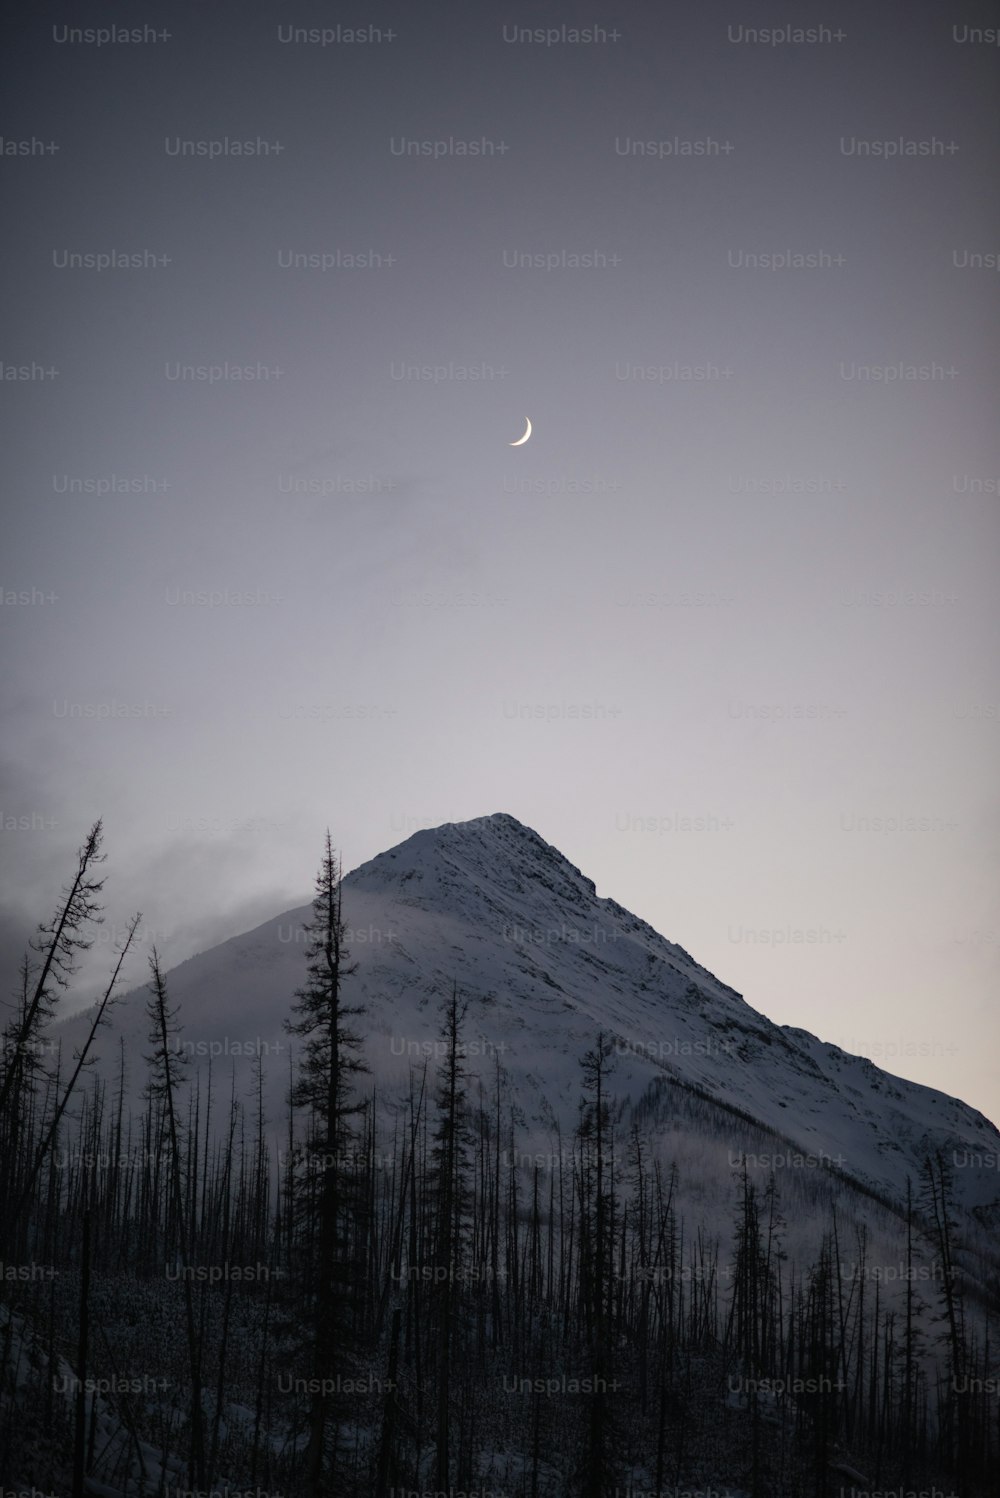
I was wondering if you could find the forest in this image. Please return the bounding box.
[1,822,997,1497]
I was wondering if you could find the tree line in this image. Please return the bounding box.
[1,823,997,1496]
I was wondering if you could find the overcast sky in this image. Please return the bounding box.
[2,1,998,1124]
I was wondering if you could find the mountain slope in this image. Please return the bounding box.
[58,812,1000,1224]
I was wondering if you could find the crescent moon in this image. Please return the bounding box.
[509,417,532,447]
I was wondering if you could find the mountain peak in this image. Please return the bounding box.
[345,813,599,913]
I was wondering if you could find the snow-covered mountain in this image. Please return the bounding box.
[59,812,1000,1230]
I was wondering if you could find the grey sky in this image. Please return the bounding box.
[2,1,998,1122]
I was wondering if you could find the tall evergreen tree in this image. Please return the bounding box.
[574,1032,619,1498]
[144,948,205,1488]
[430,982,470,1491]
[284,831,369,1498]
[921,1151,969,1492]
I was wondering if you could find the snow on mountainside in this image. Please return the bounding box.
[58,812,1000,1225]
